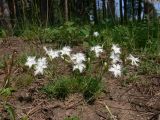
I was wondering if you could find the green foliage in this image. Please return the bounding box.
[0,88,15,97]
[138,58,160,75]
[112,25,134,50]
[64,116,80,120]
[0,28,7,38]
[42,76,102,102]
[0,59,5,69]
[21,115,29,120]
[20,25,41,40]
[39,28,60,43]
[41,22,90,44]
[121,74,139,86]
[15,19,160,56]
[83,77,102,104]
[44,77,70,100]
[4,103,16,120]
[20,22,91,45]
[15,53,28,67]
[110,21,159,54]
[13,74,34,89]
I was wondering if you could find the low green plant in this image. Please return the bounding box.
[21,115,29,120]
[15,53,28,67]
[20,25,41,41]
[42,77,76,100]
[13,74,34,89]
[4,103,16,120]
[42,76,102,102]
[121,74,139,86]
[0,59,5,69]
[64,116,80,120]
[20,22,91,45]
[0,28,7,38]
[138,59,160,75]
[83,77,102,104]
[0,87,15,97]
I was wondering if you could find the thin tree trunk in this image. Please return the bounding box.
[21,0,26,22]
[132,0,135,21]
[0,0,12,35]
[124,0,128,23]
[120,0,123,23]
[102,0,106,20]
[46,0,49,27]
[106,0,115,23]
[8,0,16,27]
[93,0,98,24]
[65,0,68,21]
[138,0,142,21]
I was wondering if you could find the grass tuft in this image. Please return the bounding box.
[64,116,80,120]
[13,74,34,89]
[42,76,102,102]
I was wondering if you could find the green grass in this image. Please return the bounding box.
[138,58,160,75]
[64,116,80,120]
[42,76,102,103]
[121,73,140,87]
[13,74,34,89]
[0,28,6,38]
[13,20,159,56]
[18,22,91,45]
[0,87,15,97]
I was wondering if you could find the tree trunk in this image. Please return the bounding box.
[8,0,15,22]
[132,0,135,21]
[93,0,98,24]
[120,0,123,23]
[124,0,128,23]
[0,0,12,35]
[102,0,106,20]
[65,0,68,21]
[41,0,47,25]
[106,0,115,22]
[138,0,142,21]
[46,0,49,27]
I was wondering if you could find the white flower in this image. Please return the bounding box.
[43,46,48,53]
[37,57,47,66]
[111,44,121,54]
[25,56,36,68]
[109,64,122,77]
[110,51,121,63]
[60,46,72,57]
[90,45,103,57]
[73,63,86,73]
[93,32,99,37]
[48,50,60,59]
[127,54,140,66]
[71,53,86,64]
[34,57,47,75]
[43,46,60,59]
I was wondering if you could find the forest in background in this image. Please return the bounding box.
[0,0,160,54]
[0,0,159,28]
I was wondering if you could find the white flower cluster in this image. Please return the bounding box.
[109,44,140,77]
[44,46,86,73]
[71,53,86,73]
[109,44,122,77]
[25,56,47,75]
[25,42,140,77]
[90,45,103,57]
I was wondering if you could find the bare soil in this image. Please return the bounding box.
[0,38,160,120]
